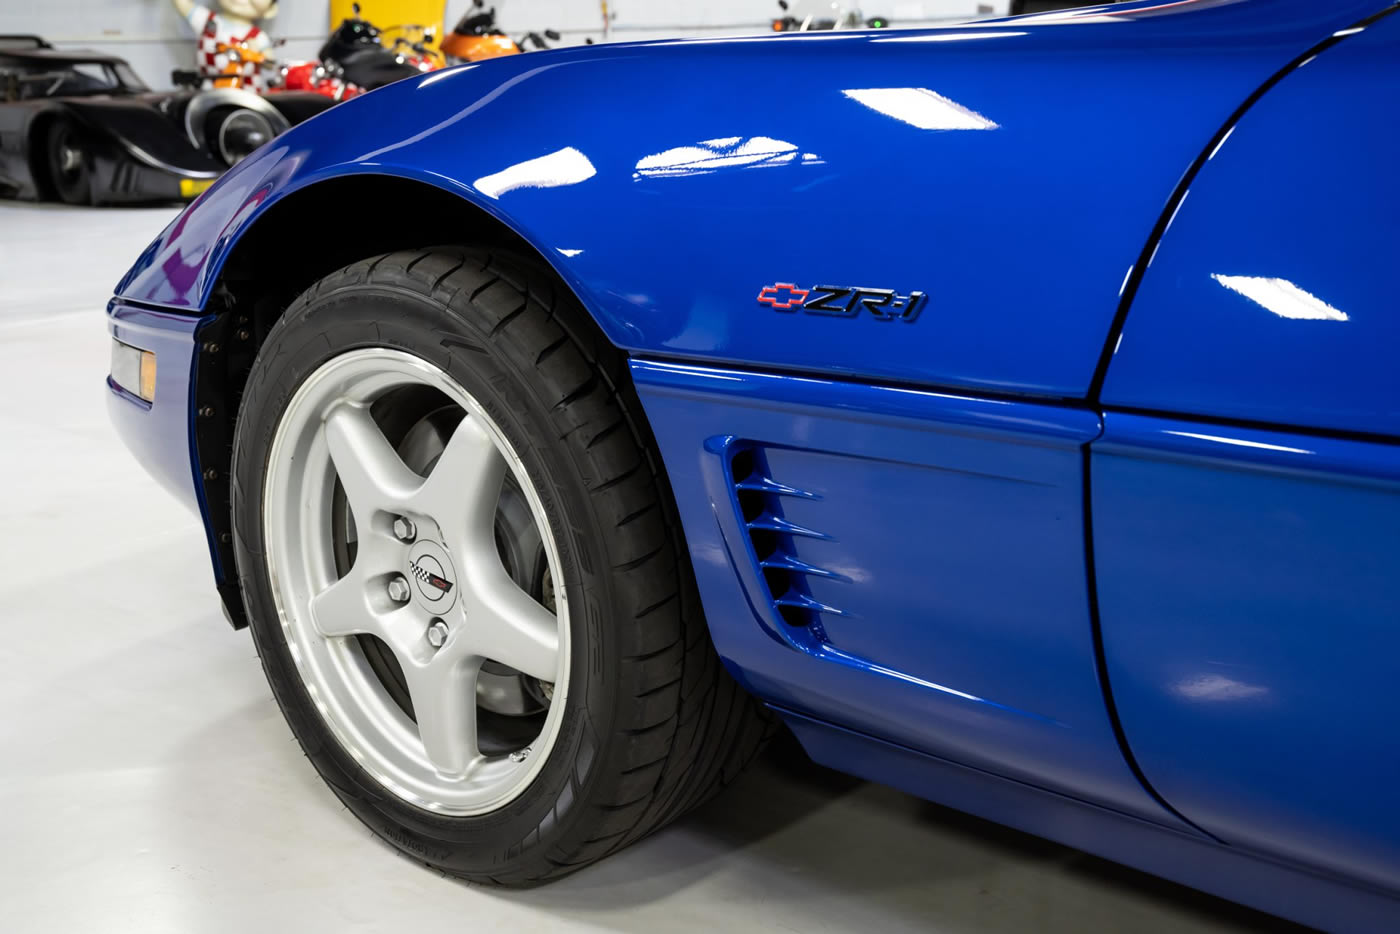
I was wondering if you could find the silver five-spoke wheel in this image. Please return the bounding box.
[230,248,769,884]
[263,348,570,814]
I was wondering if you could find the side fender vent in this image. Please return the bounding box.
[730,447,849,629]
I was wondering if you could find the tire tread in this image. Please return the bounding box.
[233,246,771,887]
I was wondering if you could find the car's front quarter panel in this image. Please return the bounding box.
[115,0,1392,397]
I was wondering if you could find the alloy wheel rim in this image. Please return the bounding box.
[262,348,571,815]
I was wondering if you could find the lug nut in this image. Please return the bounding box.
[392,516,417,543]
[387,575,411,604]
[426,618,450,648]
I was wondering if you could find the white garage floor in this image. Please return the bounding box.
[0,201,1296,934]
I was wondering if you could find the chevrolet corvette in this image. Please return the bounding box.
[105,1,1400,928]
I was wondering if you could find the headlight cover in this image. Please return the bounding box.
[110,339,156,402]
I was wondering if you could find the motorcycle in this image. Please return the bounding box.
[317,2,439,91]
[278,58,359,101]
[771,0,889,31]
[171,5,434,101]
[172,37,279,92]
[171,36,358,101]
[440,1,562,64]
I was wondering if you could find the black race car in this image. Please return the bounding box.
[0,35,332,205]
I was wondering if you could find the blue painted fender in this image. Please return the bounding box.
[115,0,1393,398]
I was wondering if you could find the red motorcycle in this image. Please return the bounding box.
[273,4,440,102]
[277,59,359,101]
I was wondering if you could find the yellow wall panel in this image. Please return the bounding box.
[330,0,447,62]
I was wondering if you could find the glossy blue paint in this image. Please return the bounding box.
[629,358,1200,829]
[113,0,1390,399]
[1101,12,1400,436]
[106,302,207,517]
[1092,411,1400,892]
[102,0,1400,925]
[783,710,1400,934]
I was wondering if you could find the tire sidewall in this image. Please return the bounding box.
[233,277,618,872]
[44,118,92,206]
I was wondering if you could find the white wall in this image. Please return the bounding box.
[0,0,329,90]
[0,1,1010,90]
[502,1,1010,39]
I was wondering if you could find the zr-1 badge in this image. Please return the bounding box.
[757,283,927,322]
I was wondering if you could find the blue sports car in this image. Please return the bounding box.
[106,0,1400,928]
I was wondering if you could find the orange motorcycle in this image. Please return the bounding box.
[440,1,561,64]
[210,39,270,89]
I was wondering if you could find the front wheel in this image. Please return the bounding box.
[231,247,770,883]
[43,117,92,205]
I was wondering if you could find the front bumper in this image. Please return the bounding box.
[108,299,248,628]
[105,300,211,532]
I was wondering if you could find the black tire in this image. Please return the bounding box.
[231,246,772,884]
[43,117,92,205]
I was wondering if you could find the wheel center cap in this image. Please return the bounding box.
[407,540,458,614]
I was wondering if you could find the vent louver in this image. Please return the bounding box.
[730,447,849,629]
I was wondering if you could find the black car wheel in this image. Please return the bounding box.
[206,105,276,166]
[230,247,772,884]
[43,117,92,205]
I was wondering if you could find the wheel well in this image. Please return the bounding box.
[193,174,607,627]
[214,174,540,318]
